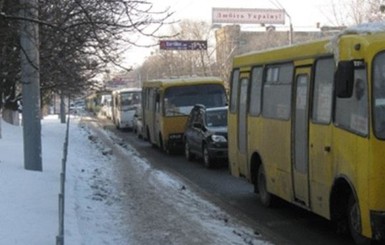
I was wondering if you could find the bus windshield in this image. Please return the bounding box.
[164,84,226,116]
[121,92,141,107]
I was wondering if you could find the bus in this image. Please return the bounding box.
[142,77,227,154]
[100,93,112,118]
[85,90,111,114]
[111,88,141,130]
[228,24,385,244]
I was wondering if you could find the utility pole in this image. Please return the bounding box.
[20,0,42,171]
[286,11,293,45]
[269,0,293,45]
[60,92,66,124]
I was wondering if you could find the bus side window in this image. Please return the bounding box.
[249,66,263,117]
[155,92,160,113]
[335,61,354,98]
[312,58,334,124]
[335,68,368,136]
[373,54,385,138]
[262,63,293,120]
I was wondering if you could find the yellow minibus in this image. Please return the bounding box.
[228,24,385,244]
[142,77,227,154]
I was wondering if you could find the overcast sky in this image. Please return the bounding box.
[151,0,342,27]
[120,0,346,68]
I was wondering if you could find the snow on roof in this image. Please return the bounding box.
[342,21,385,34]
[326,21,385,63]
[151,76,223,83]
[143,76,224,88]
[112,87,141,93]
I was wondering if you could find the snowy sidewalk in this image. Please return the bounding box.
[0,115,273,245]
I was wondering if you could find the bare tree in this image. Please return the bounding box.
[138,20,218,81]
[0,0,173,109]
[0,0,173,170]
[0,1,22,111]
[327,0,385,26]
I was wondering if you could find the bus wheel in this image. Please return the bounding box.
[257,164,273,207]
[185,142,194,161]
[348,195,370,245]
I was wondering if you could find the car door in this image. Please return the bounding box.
[186,108,199,154]
[190,109,203,154]
[185,108,195,147]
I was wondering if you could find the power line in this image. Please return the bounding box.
[267,0,293,44]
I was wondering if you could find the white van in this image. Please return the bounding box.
[111,88,141,129]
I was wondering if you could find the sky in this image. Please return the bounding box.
[122,0,345,67]
[151,0,338,27]
[0,112,274,245]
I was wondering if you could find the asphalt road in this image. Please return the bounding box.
[96,116,354,245]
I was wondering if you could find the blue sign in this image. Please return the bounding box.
[159,40,207,50]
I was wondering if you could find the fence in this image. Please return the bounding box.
[56,114,70,245]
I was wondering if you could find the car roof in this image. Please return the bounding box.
[205,106,228,112]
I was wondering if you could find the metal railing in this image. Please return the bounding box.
[56,114,70,245]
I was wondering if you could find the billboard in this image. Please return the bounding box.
[159,40,207,51]
[212,8,285,25]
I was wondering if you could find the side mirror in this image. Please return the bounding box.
[335,61,354,98]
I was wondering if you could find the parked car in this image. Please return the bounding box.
[132,105,144,138]
[69,100,85,114]
[183,104,228,168]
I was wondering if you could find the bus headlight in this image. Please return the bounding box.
[211,135,227,143]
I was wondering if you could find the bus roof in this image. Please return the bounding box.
[112,87,141,94]
[142,76,224,88]
[233,25,385,68]
[233,38,331,68]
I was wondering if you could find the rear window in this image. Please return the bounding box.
[205,109,227,127]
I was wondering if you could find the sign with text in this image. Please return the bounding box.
[212,8,285,25]
[159,40,207,51]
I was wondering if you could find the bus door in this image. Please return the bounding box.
[153,89,161,146]
[237,76,249,175]
[308,57,334,217]
[292,67,311,206]
[147,88,157,144]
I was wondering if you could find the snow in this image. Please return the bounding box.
[342,21,385,34]
[0,114,272,245]
[326,21,385,63]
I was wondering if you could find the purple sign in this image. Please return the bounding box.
[212,8,285,24]
[159,40,207,50]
